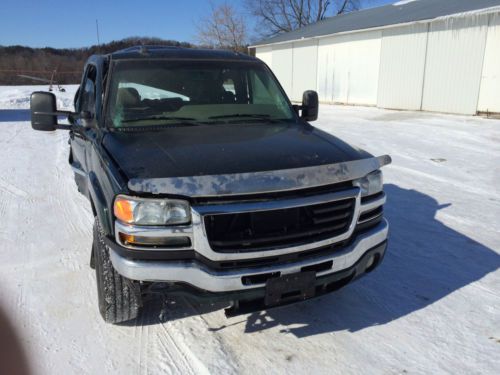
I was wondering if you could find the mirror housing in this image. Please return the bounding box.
[79,111,95,128]
[30,91,86,131]
[301,90,319,122]
[30,92,58,131]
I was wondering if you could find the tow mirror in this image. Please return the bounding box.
[30,92,58,131]
[30,91,80,131]
[300,90,319,122]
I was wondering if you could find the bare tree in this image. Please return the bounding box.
[196,2,248,52]
[246,0,359,37]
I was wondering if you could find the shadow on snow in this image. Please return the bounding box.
[130,184,500,337]
[0,109,31,122]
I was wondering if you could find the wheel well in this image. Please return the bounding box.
[89,198,97,269]
[90,197,97,217]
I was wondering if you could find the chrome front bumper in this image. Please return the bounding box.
[110,219,388,293]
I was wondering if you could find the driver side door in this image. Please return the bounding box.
[70,64,97,193]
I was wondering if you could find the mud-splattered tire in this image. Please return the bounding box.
[93,218,141,323]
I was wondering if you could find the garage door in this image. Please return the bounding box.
[478,13,500,113]
[377,24,428,110]
[316,31,381,105]
[422,16,489,115]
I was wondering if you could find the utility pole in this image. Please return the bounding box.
[96,19,101,46]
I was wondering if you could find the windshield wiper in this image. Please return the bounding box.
[208,114,271,119]
[121,115,197,123]
[207,114,290,124]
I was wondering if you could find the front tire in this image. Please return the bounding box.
[93,218,141,323]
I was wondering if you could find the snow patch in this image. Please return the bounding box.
[0,85,77,110]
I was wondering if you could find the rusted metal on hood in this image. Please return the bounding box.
[128,155,392,197]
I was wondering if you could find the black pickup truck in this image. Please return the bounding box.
[30,46,391,323]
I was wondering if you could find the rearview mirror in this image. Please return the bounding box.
[30,92,58,131]
[301,90,318,122]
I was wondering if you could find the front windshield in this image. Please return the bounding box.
[107,59,295,127]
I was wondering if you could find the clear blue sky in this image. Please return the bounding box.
[0,0,396,48]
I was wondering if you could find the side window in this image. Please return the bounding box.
[249,70,290,116]
[223,78,236,94]
[250,72,273,104]
[73,87,80,111]
[79,66,97,114]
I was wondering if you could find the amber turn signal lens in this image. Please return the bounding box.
[114,198,134,223]
[119,233,136,244]
[118,233,191,248]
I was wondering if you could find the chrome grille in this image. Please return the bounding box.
[204,197,356,252]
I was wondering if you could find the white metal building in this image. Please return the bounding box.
[250,0,500,115]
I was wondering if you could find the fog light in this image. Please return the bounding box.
[365,256,375,269]
[119,233,191,248]
[365,254,379,272]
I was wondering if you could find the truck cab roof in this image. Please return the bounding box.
[107,45,258,62]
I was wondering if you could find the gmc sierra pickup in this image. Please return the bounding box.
[30,46,391,323]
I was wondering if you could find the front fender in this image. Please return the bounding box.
[88,171,113,235]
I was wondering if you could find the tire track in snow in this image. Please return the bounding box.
[182,299,240,374]
[0,126,22,146]
[0,195,8,231]
[138,313,150,375]
[156,298,239,374]
[0,177,29,199]
[134,299,198,375]
[0,122,32,350]
[155,328,188,374]
[157,320,198,375]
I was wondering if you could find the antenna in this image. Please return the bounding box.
[96,19,101,46]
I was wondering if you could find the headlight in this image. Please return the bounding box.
[114,195,191,226]
[354,170,383,196]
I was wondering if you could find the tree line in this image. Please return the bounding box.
[1,1,359,85]
[0,37,193,85]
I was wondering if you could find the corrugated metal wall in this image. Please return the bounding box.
[291,40,318,101]
[421,15,489,115]
[316,31,381,105]
[255,45,273,68]
[270,43,293,97]
[344,31,381,105]
[316,37,334,102]
[255,12,500,115]
[377,24,428,110]
[478,13,500,113]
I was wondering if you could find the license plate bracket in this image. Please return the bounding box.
[265,271,316,306]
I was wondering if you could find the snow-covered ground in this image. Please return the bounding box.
[0,85,499,375]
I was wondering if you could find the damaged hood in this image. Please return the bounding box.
[102,123,390,196]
